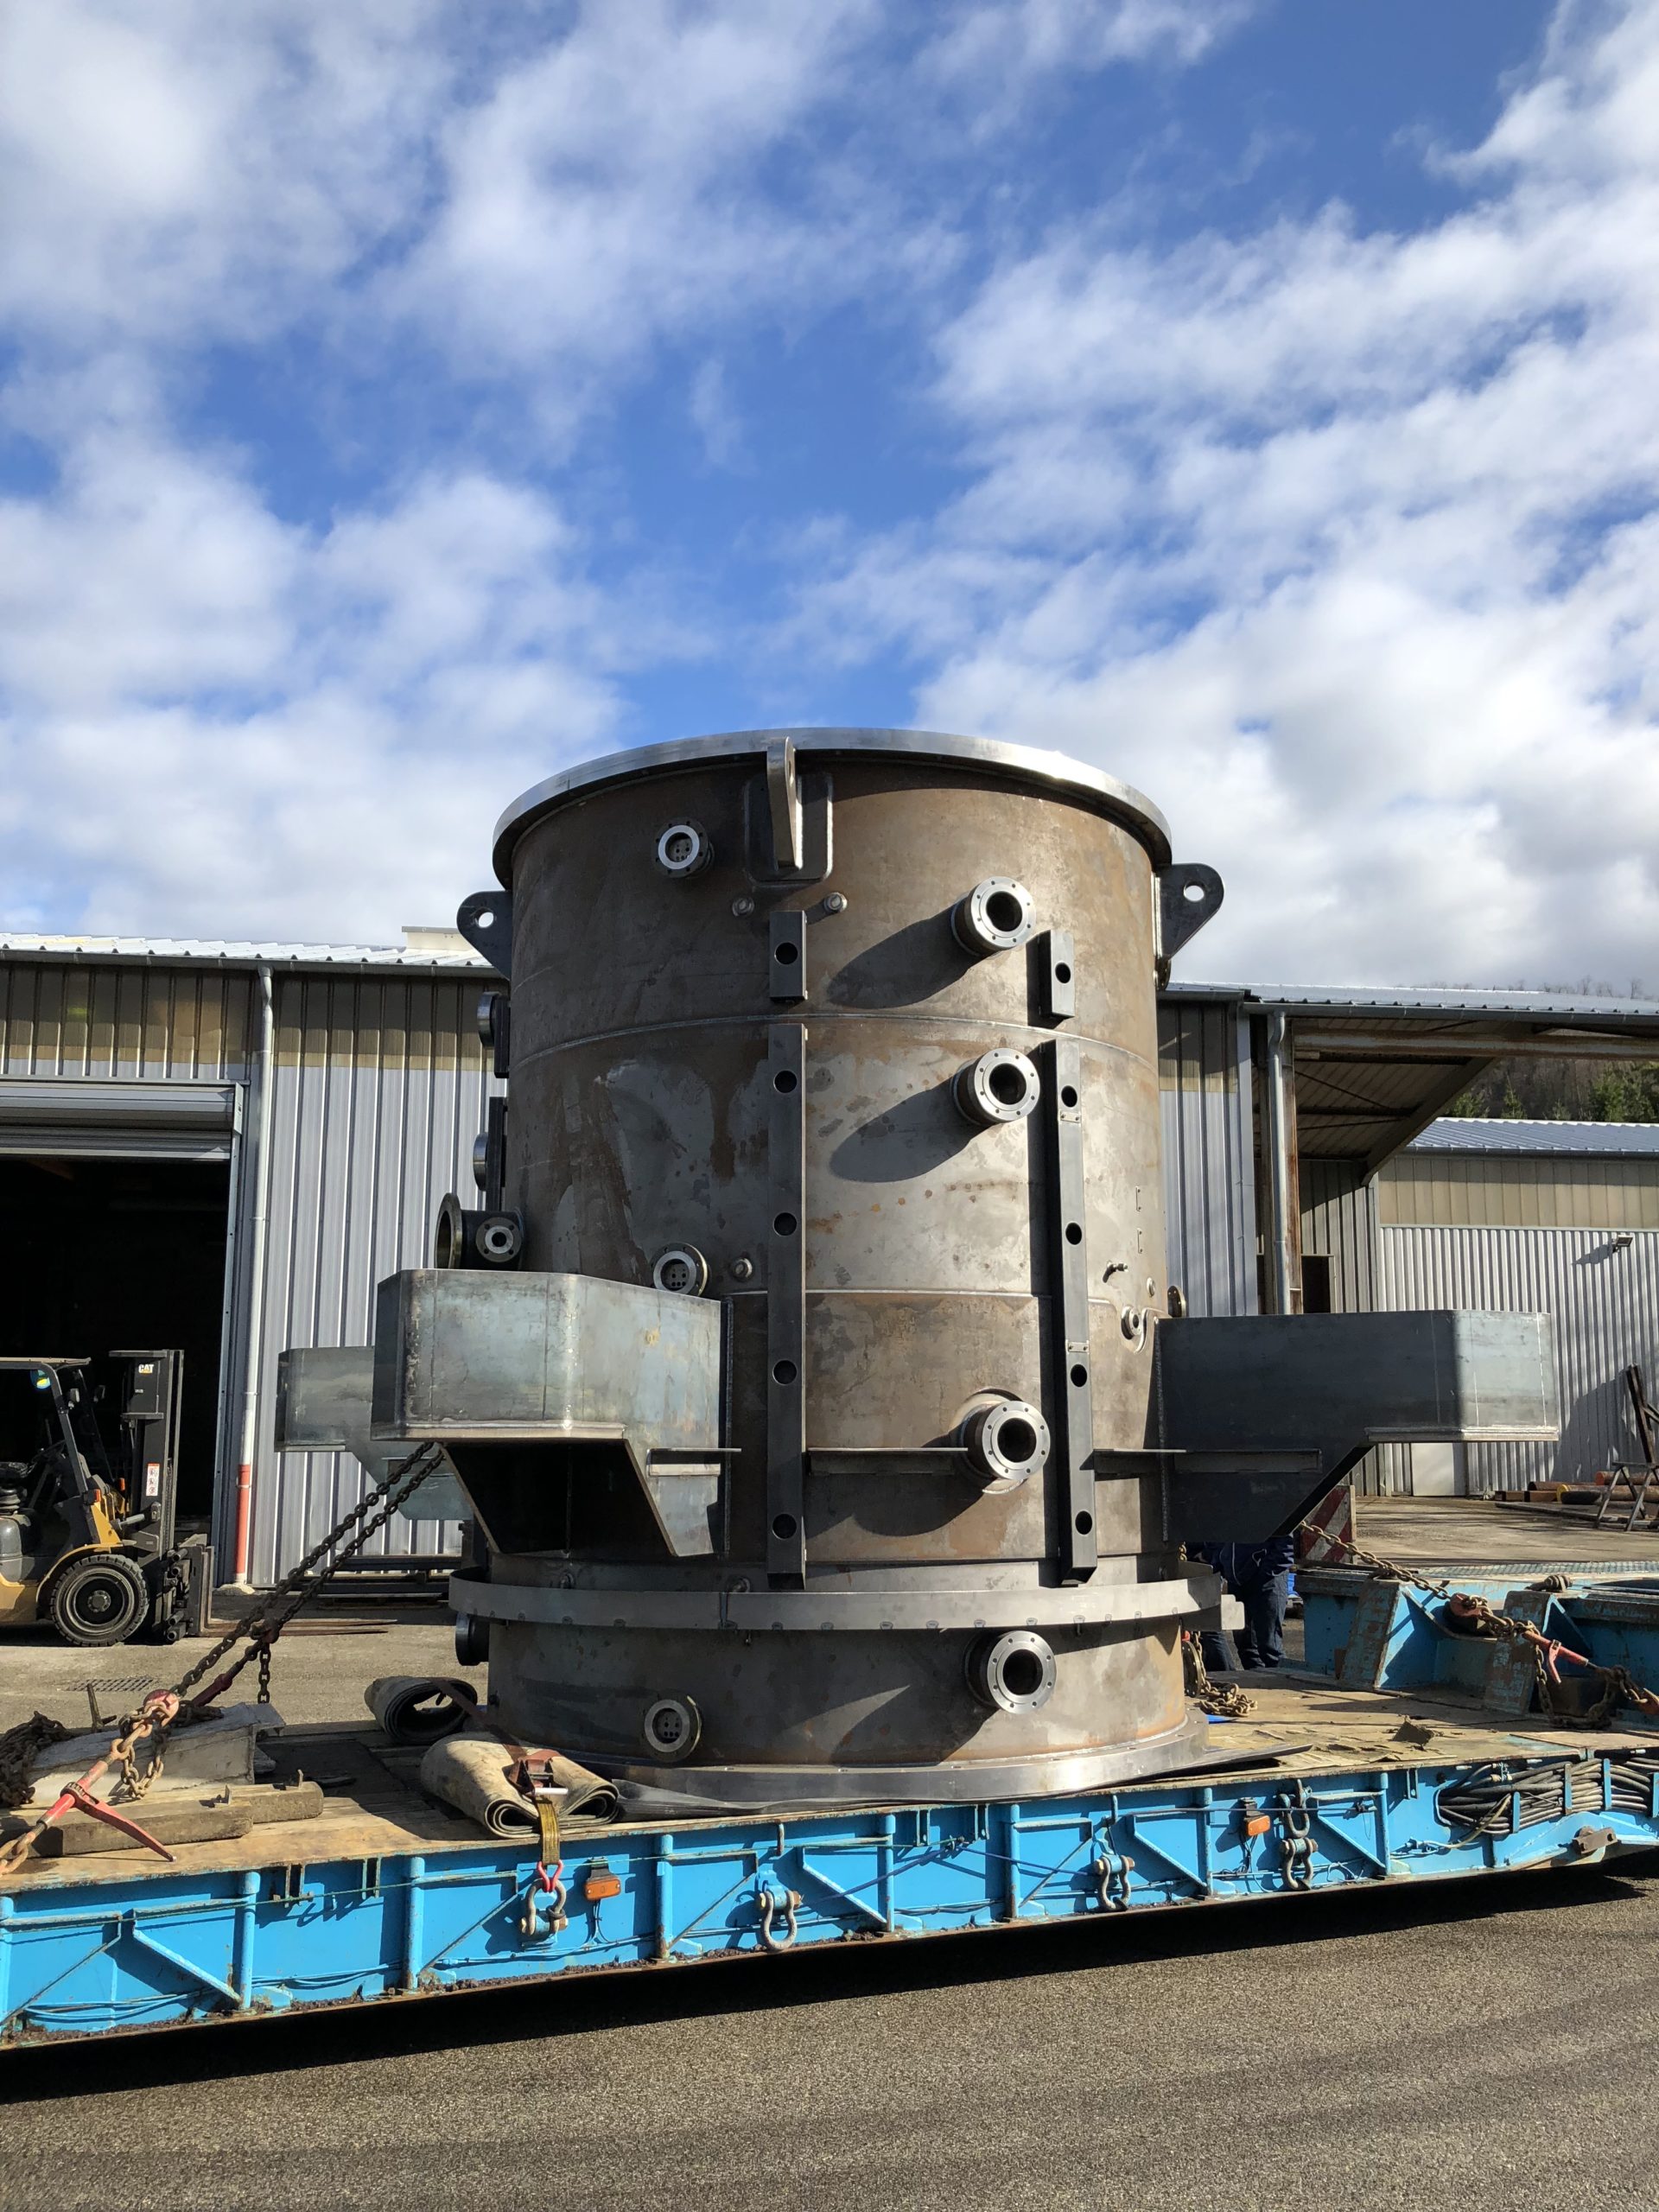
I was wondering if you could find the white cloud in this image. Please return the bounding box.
[0,416,637,938]
[924,0,1255,96]
[689,359,746,470]
[0,0,452,345]
[0,0,1295,945]
[383,0,906,420]
[791,0,1659,988]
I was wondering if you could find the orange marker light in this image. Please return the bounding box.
[583,1870,623,1902]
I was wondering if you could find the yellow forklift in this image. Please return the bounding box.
[0,1352,213,1646]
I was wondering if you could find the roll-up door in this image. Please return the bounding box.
[0,1078,238,1160]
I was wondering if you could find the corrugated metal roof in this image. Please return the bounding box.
[1411,1118,1659,1157]
[1248,984,1659,1023]
[0,933,487,973]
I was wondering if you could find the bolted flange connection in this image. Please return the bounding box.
[965,1629,1057,1713]
[958,1397,1050,1491]
[655,820,713,878]
[954,1049,1041,1127]
[476,1214,524,1266]
[435,1193,523,1271]
[641,1696,702,1762]
[652,1245,709,1296]
[952,877,1035,957]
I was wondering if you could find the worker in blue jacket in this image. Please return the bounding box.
[1192,1536,1295,1672]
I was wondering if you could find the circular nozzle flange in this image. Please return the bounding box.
[965,1629,1057,1713]
[477,1212,524,1267]
[655,819,713,878]
[952,877,1035,957]
[435,1193,522,1270]
[954,1049,1041,1128]
[958,1395,1050,1491]
[652,1245,709,1296]
[642,1695,702,1762]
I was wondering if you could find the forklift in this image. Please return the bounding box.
[0,1351,213,1646]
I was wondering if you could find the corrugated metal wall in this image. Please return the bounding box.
[1380,1151,1659,1231]
[1300,1160,1376,1313]
[243,974,497,1582]
[0,955,498,1583]
[0,961,253,1078]
[1298,1160,1395,1491]
[1379,1225,1659,1492]
[1158,997,1257,1317]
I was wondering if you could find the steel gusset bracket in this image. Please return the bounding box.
[1155,864,1223,981]
[455,890,512,977]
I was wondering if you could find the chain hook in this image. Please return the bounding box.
[756,1885,802,1951]
[1092,1848,1135,1910]
[520,1859,568,1942]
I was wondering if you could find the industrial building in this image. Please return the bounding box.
[3,931,1657,1581]
[0,932,497,1586]
[1370,1117,1659,1495]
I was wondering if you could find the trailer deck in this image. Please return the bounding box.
[6,1675,1658,2047]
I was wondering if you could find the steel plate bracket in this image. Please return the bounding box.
[1046,1035,1097,1579]
[455,890,512,976]
[767,1021,808,1583]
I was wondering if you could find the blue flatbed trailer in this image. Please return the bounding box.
[6,1672,1659,2049]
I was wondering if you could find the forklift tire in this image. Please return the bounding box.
[48,1552,150,1646]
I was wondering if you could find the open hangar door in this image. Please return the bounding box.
[0,1080,238,1531]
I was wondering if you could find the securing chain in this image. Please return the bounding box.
[0,1714,73,1813]
[1182,1629,1255,1719]
[0,1441,443,1875]
[160,1440,445,1722]
[1177,1542,1256,1718]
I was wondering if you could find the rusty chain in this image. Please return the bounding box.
[0,1440,444,1874]
[1182,1630,1255,1719]
[0,1715,73,1813]
[157,1439,446,1723]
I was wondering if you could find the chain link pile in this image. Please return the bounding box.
[1182,1631,1256,1719]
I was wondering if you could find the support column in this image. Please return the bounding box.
[1262,1011,1301,1316]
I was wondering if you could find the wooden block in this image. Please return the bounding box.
[35,1800,255,1858]
[242,1780,326,1826]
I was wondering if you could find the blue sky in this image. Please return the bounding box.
[1,0,1656,988]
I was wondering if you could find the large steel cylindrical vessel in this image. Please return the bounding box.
[472,729,1217,1804]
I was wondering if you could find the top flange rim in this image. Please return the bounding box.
[490,727,1173,882]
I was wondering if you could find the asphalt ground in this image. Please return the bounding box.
[0,1607,481,1735]
[5,1618,1659,2209]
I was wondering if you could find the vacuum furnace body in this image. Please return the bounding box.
[275,728,1559,1810]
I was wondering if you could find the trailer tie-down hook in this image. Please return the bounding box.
[1280,1793,1317,1889]
[1092,1849,1135,1910]
[757,1885,802,1951]
[520,1858,568,1942]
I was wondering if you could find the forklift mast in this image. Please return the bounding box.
[110,1350,184,1554]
